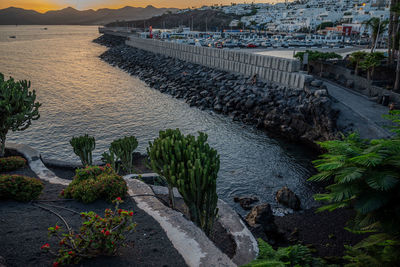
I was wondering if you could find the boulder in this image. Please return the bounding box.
[234,196,259,210]
[245,204,277,232]
[275,187,301,210]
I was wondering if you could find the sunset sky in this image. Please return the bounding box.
[1,0,285,13]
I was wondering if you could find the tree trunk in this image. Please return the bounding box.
[389,0,395,64]
[394,44,400,92]
[0,132,6,158]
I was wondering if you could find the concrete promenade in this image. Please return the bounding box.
[323,79,394,139]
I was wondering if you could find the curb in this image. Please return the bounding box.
[6,143,257,266]
[124,178,237,267]
[6,143,70,186]
[150,185,258,266]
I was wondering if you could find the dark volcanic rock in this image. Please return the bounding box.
[96,35,339,146]
[245,203,280,244]
[275,186,301,210]
[233,196,259,210]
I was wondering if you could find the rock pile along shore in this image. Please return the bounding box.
[94,35,339,147]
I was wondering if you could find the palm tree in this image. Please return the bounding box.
[364,17,389,52]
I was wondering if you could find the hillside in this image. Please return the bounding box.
[0,6,178,25]
[106,10,240,31]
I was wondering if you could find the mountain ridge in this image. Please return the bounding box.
[0,6,178,25]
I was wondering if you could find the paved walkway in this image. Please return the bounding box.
[322,79,394,139]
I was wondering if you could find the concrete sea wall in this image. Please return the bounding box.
[125,37,309,89]
[95,35,339,146]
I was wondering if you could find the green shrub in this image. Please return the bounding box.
[343,234,400,267]
[70,134,96,166]
[148,129,219,236]
[0,174,43,201]
[0,156,26,172]
[62,165,127,203]
[41,198,136,266]
[242,238,325,267]
[309,132,400,236]
[310,112,400,266]
[0,73,41,157]
[102,136,138,174]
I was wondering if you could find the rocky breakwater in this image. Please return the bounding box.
[96,36,339,146]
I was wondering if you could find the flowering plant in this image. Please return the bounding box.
[41,198,136,266]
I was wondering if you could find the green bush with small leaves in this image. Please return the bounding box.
[242,238,325,267]
[62,165,127,203]
[0,174,43,201]
[0,156,26,172]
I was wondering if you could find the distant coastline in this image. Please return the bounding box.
[0,6,178,25]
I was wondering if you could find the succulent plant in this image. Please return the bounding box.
[148,129,219,236]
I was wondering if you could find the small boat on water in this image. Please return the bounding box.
[43,28,48,30]
[9,36,16,39]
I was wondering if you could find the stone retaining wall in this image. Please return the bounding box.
[124,37,308,89]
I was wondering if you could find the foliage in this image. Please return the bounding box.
[359,52,385,80]
[0,156,26,172]
[349,51,368,74]
[62,165,127,203]
[343,234,400,267]
[70,134,96,166]
[242,238,325,267]
[309,132,400,235]
[102,136,138,174]
[41,198,136,266]
[309,113,400,266]
[316,21,334,30]
[0,73,41,157]
[0,174,43,201]
[363,18,389,51]
[382,110,400,135]
[147,129,220,236]
[294,50,342,62]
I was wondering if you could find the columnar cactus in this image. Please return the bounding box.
[70,134,95,166]
[147,129,220,236]
[0,73,41,157]
[102,136,138,174]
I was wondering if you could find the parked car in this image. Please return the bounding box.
[247,43,257,48]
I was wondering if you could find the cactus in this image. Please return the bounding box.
[147,129,219,236]
[0,73,41,157]
[102,136,138,174]
[70,134,95,166]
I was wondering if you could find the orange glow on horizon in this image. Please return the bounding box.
[1,0,63,13]
[1,0,287,13]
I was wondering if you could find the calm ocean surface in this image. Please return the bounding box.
[0,25,317,212]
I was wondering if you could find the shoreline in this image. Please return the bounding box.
[94,34,340,151]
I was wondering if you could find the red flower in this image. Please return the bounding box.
[55,225,60,230]
[53,262,59,267]
[129,211,133,216]
[105,230,110,236]
[68,251,73,255]
[106,163,111,168]
[118,209,122,214]
[116,197,121,201]
[41,243,50,249]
